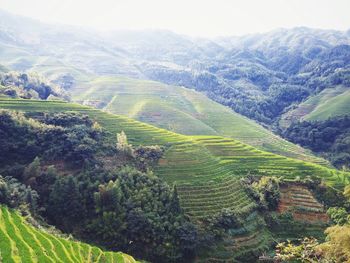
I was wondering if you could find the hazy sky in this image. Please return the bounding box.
[0,0,349,36]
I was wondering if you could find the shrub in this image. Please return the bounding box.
[327,207,350,225]
[242,176,281,211]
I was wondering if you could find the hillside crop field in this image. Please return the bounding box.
[0,206,137,263]
[278,185,329,223]
[280,86,350,127]
[274,184,331,241]
[305,89,350,121]
[71,76,327,165]
[0,98,348,261]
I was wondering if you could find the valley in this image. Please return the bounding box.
[0,6,349,263]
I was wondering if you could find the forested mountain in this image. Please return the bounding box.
[135,29,350,125]
[1,9,350,167]
[0,9,332,165]
[0,9,349,127]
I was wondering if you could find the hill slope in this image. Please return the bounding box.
[280,85,350,127]
[71,76,327,165]
[0,98,348,261]
[0,205,137,263]
[1,10,350,128]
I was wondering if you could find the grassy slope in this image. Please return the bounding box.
[71,76,327,165]
[0,42,93,83]
[0,205,137,263]
[280,86,350,126]
[305,89,350,121]
[1,98,348,261]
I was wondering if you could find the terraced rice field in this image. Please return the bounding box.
[198,212,271,262]
[71,76,327,165]
[278,185,329,223]
[0,205,137,263]
[158,136,347,224]
[1,98,348,262]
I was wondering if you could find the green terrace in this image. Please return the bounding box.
[1,98,349,262]
[0,206,137,263]
[0,98,348,221]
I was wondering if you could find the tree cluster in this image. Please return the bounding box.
[0,71,68,100]
[241,175,281,211]
[0,110,198,262]
[282,116,350,168]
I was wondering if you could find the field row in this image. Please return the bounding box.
[278,185,329,223]
[0,206,136,263]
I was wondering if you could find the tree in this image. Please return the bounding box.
[23,157,41,184]
[134,145,163,172]
[176,222,199,261]
[47,176,85,231]
[212,208,242,230]
[0,176,9,204]
[89,168,197,263]
[116,131,133,156]
[251,176,280,210]
[0,175,39,213]
[344,185,350,201]
[169,184,182,214]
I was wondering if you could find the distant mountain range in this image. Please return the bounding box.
[1,9,349,124]
[1,9,350,167]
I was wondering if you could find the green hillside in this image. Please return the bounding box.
[0,42,103,88]
[0,98,348,261]
[280,86,350,127]
[0,205,137,263]
[305,89,350,121]
[71,76,327,165]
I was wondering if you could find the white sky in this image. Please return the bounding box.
[0,0,349,37]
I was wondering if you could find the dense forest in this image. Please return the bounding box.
[0,110,199,262]
[283,116,350,169]
[141,41,350,126]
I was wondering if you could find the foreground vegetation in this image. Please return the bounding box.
[274,184,350,262]
[0,109,196,262]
